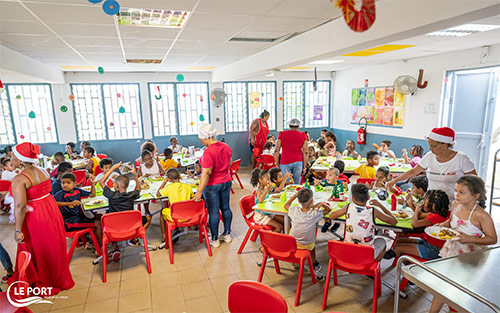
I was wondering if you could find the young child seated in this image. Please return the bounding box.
[371,166,398,193]
[168,137,183,154]
[354,151,379,179]
[156,168,194,249]
[50,152,66,178]
[328,183,397,261]
[324,131,338,156]
[99,162,146,261]
[187,161,202,179]
[66,142,78,160]
[334,160,350,184]
[54,173,99,245]
[430,176,498,313]
[269,167,293,193]
[400,176,428,211]
[342,140,359,159]
[402,145,424,168]
[384,190,449,260]
[1,157,17,181]
[373,140,396,159]
[317,129,327,142]
[284,188,331,279]
[95,158,118,188]
[267,135,276,145]
[303,146,317,183]
[251,169,284,253]
[79,141,92,158]
[317,139,327,157]
[316,168,344,234]
[51,162,73,195]
[83,146,101,175]
[262,141,274,155]
[160,148,179,170]
[138,150,165,177]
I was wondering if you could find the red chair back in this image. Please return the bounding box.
[239,195,256,227]
[260,231,298,261]
[228,281,287,313]
[0,180,11,192]
[327,240,375,271]
[170,200,206,227]
[97,154,108,160]
[230,159,241,175]
[94,166,104,176]
[101,210,143,241]
[73,170,87,185]
[357,178,375,186]
[257,154,276,170]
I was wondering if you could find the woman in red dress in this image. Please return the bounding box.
[248,110,271,167]
[10,142,74,293]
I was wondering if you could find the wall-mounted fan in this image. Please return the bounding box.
[210,88,227,108]
[393,75,417,95]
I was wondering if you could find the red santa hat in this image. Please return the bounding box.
[13,142,41,163]
[425,127,455,145]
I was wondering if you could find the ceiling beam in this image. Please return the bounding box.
[212,1,500,82]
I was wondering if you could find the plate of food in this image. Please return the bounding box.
[392,210,413,220]
[270,193,281,199]
[148,175,164,182]
[285,185,303,192]
[140,180,151,190]
[82,186,91,192]
[425,226,460,241]
[86,199,104,206]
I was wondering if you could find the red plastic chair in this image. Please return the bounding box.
[258,231,317,306]
[101,210,152,282]
[255,154,276,170]
[165,200,212,264]
[228,280,287,313]
[322,240,381,312]
[94,166,104,176]
[357,178,375,186]
[237,195,273,254]
[0,251,33,313]
[230,159,244,193]
[66,226,102,264]
[97,154,108,160]
[0,180,12,211]
[73,170,88,186]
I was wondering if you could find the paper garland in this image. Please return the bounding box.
[88,0,102,3]
[351,86,404,127]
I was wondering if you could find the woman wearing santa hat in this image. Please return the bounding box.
[10,142,74,293]
[387,127,477,201]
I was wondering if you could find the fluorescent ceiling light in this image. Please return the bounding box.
[117,8,189,28]
[426,24,500,37]
[308,60,344,65]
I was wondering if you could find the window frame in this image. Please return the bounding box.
[70,83,144,142]
[282,80,331,129]
[5,83,59,144]
[0,91,16,145]
[223,81,277,133]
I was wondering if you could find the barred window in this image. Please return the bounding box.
[71,84,107,141]
[0,92,15,144]
[102,84,142,140]
[149,83,177,136]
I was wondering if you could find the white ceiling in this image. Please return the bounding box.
[0,0,499,74]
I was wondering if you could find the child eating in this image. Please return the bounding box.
[50,152,66,177]
[284,188,331,279]
[156,168,194,249]
[138,150,165,178]
[402,144,424,168]
[168,137,183,154]
[324,131,337,156]
[430,176,497,313]
[342,140,359,159]
[160,148,179,170]
[65,142,78,160]
[328,183,397,261]
[373,140,396,159]
[316,168,344,234]
[269,167,293,193]
[83,146,100,175]
[317,139,327,157]
[95,158,119,188]
[354,151,379,179]
[187,161,202,179]
[52,162,73,195]
[334,160,350,185]
[401,176,428,211]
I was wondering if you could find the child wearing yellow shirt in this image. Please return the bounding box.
[354,151,379,179]
[156,168,193,249]
[83,146,101,175]
[160,148,179,170]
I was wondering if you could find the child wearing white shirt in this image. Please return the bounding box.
[1,158,17,181]
[285,188,331,279]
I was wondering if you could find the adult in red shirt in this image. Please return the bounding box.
[274,119,308,185]
[249,110,270,167]
[193,123,233,248]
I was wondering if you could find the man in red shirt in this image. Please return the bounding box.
[274,119,308,185]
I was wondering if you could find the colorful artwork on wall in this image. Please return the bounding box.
[351,86,405,128]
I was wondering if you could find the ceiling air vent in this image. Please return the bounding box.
[229,37,278,43]
[126,59,162,64]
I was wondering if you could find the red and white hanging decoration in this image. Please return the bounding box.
[332,0,376,33]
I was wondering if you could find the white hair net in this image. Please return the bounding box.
[198,123,218,139]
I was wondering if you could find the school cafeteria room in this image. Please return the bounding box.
[1,0,500,312]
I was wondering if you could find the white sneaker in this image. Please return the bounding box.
[221,234,232,243]
[210,239,221,248]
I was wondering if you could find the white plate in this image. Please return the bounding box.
[285,185,302,192]
[425,226,460,241]
[392,210,414,220]
[86,199,104,206]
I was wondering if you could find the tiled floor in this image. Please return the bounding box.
[0,167,481,313]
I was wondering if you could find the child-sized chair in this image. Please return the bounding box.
[165,200,212,264]
[0,180,11,212]
[255,154,276,171]
[0,251,33,313]
[322,240,381,312]
[357,178,375,186]
[230,159,244,194]
[258,231,317,306]
[97,154,108,160]
[73,170,89,186]
[237,195,273,254]
[228,280,287,313]
[66,226,102,264]
[101,210,152,282]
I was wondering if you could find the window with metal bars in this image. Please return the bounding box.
[102,84,143,140]
[71,84,107,141]
[224,81,276,133]
[283,81,330,129]
[149,83,177,137]
[175,83,209,136]
[7,84,58,143]
[0,92,15,145]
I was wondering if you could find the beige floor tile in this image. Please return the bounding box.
[70,262,97,277]
[83,298,119,313]
[181,280,215,301]
[152,300,187,313]
[330,300,371,313]
[150,271,180,290]
[342,277,393,302]
[284,290,328,313]
[121,263,152,281]
[50,287,89,311]
[120,276,151,297]
[209,274,239,294]
[91,263,122,285]
[86,282,120,303]
[72,273,93,290]
[177,268,208,284]
[205,262,238,279]
[185,295,222,313]
[321,284,360,310]
[27,303,52,313]
[51,304,85,313]
[215,292,228,312]
[360,290,431,313]
[151,285,184,305]
[118,289,151,313]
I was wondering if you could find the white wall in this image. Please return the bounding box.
[332,44,500,139]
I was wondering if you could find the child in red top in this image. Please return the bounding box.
[384,190,449,260]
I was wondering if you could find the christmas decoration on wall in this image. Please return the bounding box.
[60,105,68,112]
[68,94,75,101]
[118,106,125,113]
[102,0,120,15]
[333,0,376,32]
[98,66,104,74]
[28,111,36,119]
[176,74,185,82]
[417,69,428,89]
[199,114,205,122]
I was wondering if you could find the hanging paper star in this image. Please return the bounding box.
[60,106,68,112]
[199,114,205,122]
[176,74,185,82]
[98,66,104,74]
[28,111,36,119]
[118,106,125,113]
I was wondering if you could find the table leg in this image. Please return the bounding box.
[284,214,290,234]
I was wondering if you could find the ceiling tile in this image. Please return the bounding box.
[46,22,117,37]
[245,15,327,32]
[186,12,258,30]
[22,2,113,24]
[235,30,290,39]
[0,20,52,35]
[178,28,236,41]
[118,0,198,11]
[265,1,340,19]
[119,25,181,40]
[0,1,38,22]
[195,0,281,15]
